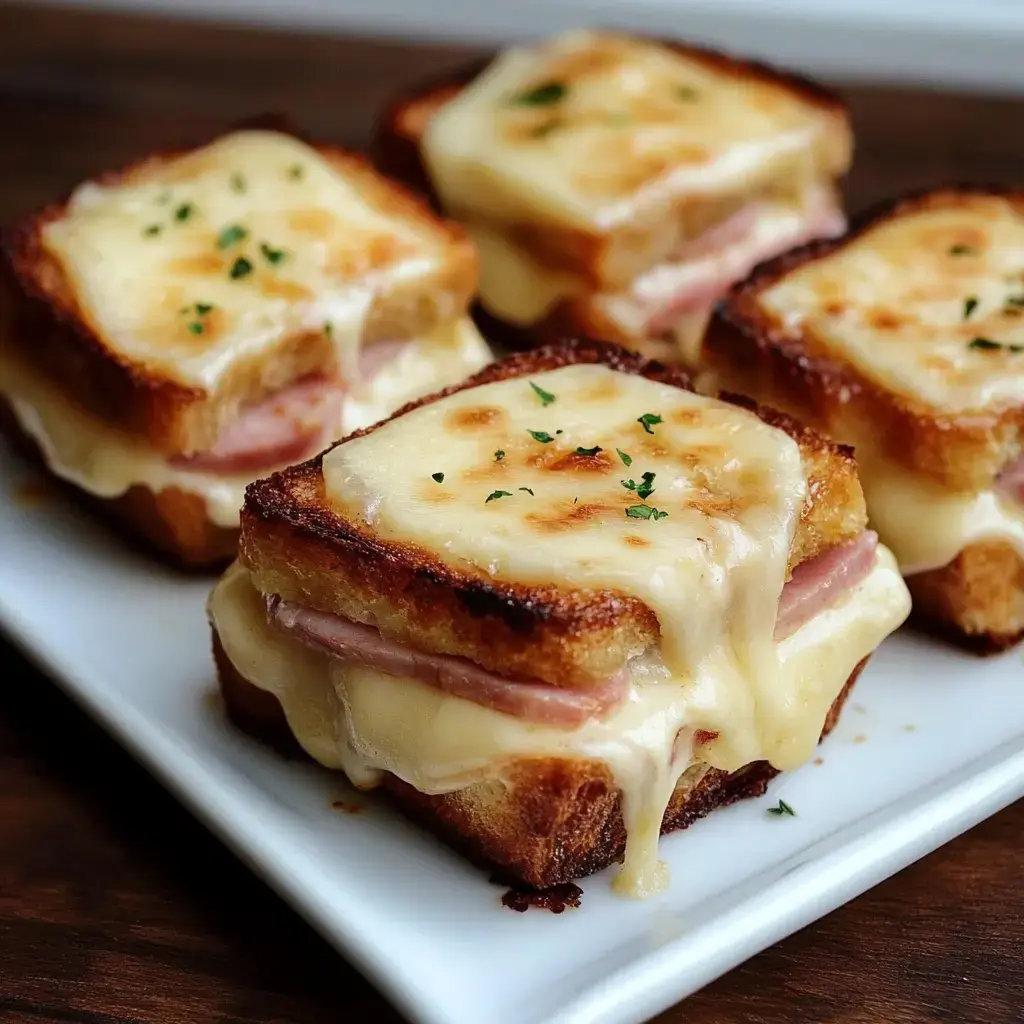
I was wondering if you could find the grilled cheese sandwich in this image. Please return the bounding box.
[209,341,910,894]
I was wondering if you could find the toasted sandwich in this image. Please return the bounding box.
[0,126,492,566]
[375,28,851,366]
[208,340,910,894]
[708,187,1024,651]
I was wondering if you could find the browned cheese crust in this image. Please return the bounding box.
[214,630,866,888]
[0,393,237,568]
[707,187,1024,493]
[240,339,866,690]
[1,124,477,457]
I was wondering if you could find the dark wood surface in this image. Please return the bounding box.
[0,4,1021,1022]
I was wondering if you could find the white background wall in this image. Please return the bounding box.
[33,0,1024,94]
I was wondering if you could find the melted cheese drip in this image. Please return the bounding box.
[209,549,910,896]
[42,130,452,390]
[0,318,490,528]
[424,29,836,232]
[760,196,1024,412]
[323,363,814,774]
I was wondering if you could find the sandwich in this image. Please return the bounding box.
[208,339,911,894]
[0,125,492,567]
[707,187,1023,651]
[374,28,852,367]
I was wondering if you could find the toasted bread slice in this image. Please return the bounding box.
[2,125,477,457]
[240,339,866,690]
[708,187,1024,652]
[214,632,865,888]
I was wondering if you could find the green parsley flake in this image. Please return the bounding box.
[431,472,444,483]
[217,224,248,249]
[616,448,632,467]
[767,799,796,817]
[963,296,979,319]
[485,490,513,503]
[510,80,566,106]
[187,321,204,335]
[621,479,637,492]
[230,172,246,194]
[636,472,656,500]
[637,412,663,434]
[528,429,555,444]
[260,242,286,265]
[518,487,535,495]
[494,450,505,461]
[575,446,603,457]
[1007,293,1024,307]
[968,337,1023,353]
[287,164,304,180]
[174,202,195,223]
[949,244,974,256]
[324,322,334,338]
[143,224,162,237]
[229,256,253,280]
[529,381,556,405]
[194,302,214,315]
[625,504,668,520]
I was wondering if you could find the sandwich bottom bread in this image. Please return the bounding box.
[208,340,911,893]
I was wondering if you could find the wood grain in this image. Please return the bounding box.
[0,4,1021,1022]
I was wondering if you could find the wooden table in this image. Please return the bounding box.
[0,5,1021,1022]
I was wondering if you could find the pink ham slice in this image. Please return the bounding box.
[267,531,880,727]
[996,454,1024,504]
[172,341,410,475]
[267,596,630,728]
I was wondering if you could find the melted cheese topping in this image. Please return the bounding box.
[0,318,490,528]
[424,29,837,232]
[43,130,455,390]
[209,548,910,896]
[760,196,1024,412]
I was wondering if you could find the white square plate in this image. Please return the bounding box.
[1,447,1022,1024]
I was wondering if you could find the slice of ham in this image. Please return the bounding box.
[172,341,409,475]
[267,531,880,727]
[775,531,879,640]
[267,596,630,728]
[996,453,1024,504]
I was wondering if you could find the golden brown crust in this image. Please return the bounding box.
[906,541,1024,654]
[1,125,477,457]
[708,187,1024,491]
[0,392,236,569]
[240,339,866,689]
[215,630,866,888]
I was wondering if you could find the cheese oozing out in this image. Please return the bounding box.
[251,362,915,894]
[0,318,490,528]
[42,130,462,391]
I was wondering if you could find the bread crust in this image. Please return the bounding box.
[708,187,1024,492]
[1,124,477,457]
[240,339,866,689]
[0,392,236,569]
[214,629,865,888]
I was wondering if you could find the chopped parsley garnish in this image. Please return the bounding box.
[949,244,974,256]
[616,448,632,467]
[494,449,505,462]
[625,504,668,520]
[510,80,566,106]
[621,479,636,492]
[230,172,246,193]
[260,242,286,264]
[529,381,556,405]
[518,487,535,495]
[229,256,253,280]
[1007,293,1024,308]
[324,322,334,338]
[485,490,513,503]
[194,302,214,315]
[528,429,555,444]
[431,472,444,483]
[575,445,603,456]
[675,85,700,100]
[143,224,162,237]
[287,164,304,180]
[637,412,663,434]
[174,202,195,223]
[636,471,656,500]
[963,296,978,319]
[187,321,204,335]
[767,800,796,817]
[217,224,248,249]
[968,336,1023,353]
